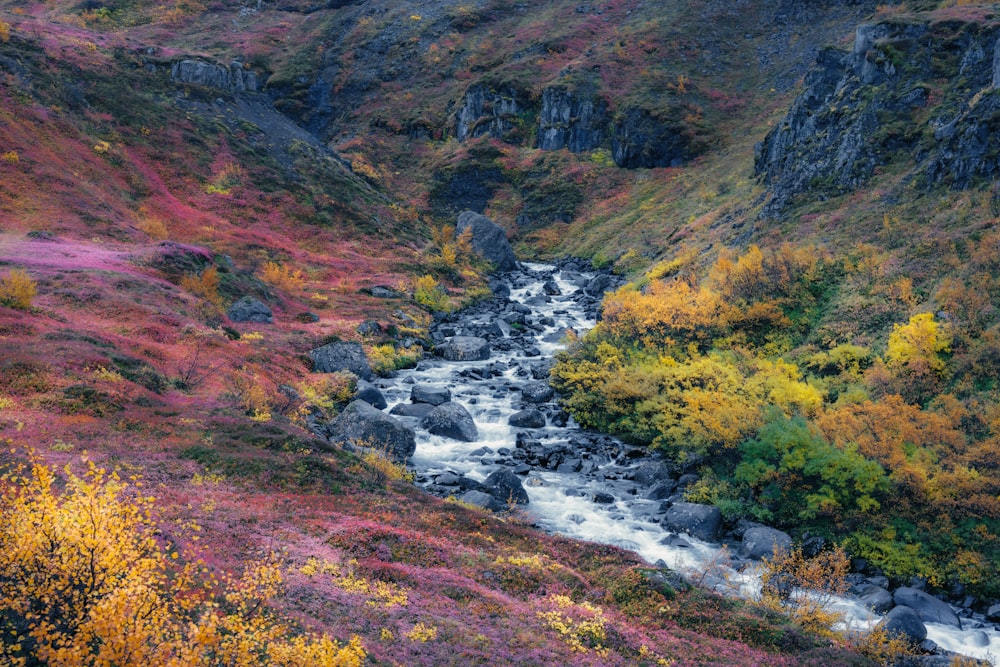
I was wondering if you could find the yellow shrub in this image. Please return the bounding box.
[0,268,37,310]
[0,454,365,666]
[261,261,306,291]
[0,21,10,43]
[1,150,18,163]
[137,216,169,240]
[180,267,222,307]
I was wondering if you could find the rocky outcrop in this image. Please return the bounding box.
[537,87,608,152]
[327,400,415,462]
[756,20,1000,215]
[455,211,518,272]
[455,84,527,142]
[310,341,373,380]
[612,107,695,168]
[171,60,259,94]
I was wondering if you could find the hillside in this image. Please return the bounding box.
[2,0,1000,664]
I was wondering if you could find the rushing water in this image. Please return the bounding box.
[378,262,999,665]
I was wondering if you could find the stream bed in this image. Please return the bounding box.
[374,262,999,665]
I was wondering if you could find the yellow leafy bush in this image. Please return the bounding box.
[180,267,222,307]
[0,21,10,43]
[753,546,850,637]
[261,261,306,292]
[0,453,366,666]
[0,268,37,310]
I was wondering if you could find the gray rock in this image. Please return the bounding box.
[612,106,694,168]
[389,402,435,418]
[420,402,479,442]
[354,380,387,410]
[410,385,451,406]
[592,492,615,504]
[632,460,672,486]
[456,211,518,272]
[877,605,927,644]
[664,502,721,542]
[741,526,793,560]
[327,400,415,462]
[986,603,1000,622]
[459,489,505,511]
[537,87,608,153]
[483,469,529,505]
[455,84,526,142]
[226,296,272,323]
[893,587,962,628]
[171,59,258,93]
[849,582,894,614]
[521,381,555,403]
[356,320,382,336]
[369,286,401,299]
[509,409,546,428]
[439,336,491,361]
[310,341,373,380]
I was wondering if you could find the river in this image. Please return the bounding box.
[376,262,999,665]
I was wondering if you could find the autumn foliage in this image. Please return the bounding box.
[554,244,1000,597]
[0,451,365,667]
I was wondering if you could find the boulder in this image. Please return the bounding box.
[456,211,518,272]
[849,582,894,614]
[632,460,672,486]
[483,469,529,505]
[310,341,373,380]
[521,381,555,403]
[411,385,452,406]
[877,605,927,644]
[893,587,962,628]
[354,380,387,410]
[420,402,479,442]
[226,296,273,323]
[389,402,436,418]
[327,400,415,462]
[356,320,382,336]
[459,489,505,512]
[439,336,491,361]
[741,526,793,560]
[509,409,546,429]
[664,502,722,542]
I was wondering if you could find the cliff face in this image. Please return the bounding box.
[756,17,1000,216]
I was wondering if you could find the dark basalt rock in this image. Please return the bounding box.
[327,400,415,462]
[456,211,518,272]
[509,409,546,429]
[411,385,452,406]
[893,586,962,628]
[310,341,373,380]
[420,401,479,442]
[226,296,272,323]
[741,526,793,560]
[354,379,387,410]
[664,502,722,542]
[483,468,529,505]
[877,605,927,644]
